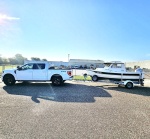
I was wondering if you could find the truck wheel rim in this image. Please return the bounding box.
[54,79,60,85]
[7,78,13,84]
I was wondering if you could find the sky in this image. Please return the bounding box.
[0,0,150,62]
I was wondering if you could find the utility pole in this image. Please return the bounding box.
[68,54,70,62]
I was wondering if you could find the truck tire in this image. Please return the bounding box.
[52,76,63,86]
[92,75,98,82]
[3,75,16,86]
[125,82,133,89]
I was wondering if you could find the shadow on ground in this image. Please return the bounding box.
[96,84,150,96]
[3,82,112,103]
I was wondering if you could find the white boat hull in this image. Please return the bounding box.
[87,70,144,82]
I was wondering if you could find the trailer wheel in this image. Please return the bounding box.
[92,75,98,82]
[125,82,133,89]
[52,76,63,86]
[3,75,16,86]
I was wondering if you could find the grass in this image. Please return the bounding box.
[0,65,18,73]
[73,75,92,81]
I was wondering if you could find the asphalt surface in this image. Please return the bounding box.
[0,80,150,139]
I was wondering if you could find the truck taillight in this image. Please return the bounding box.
[67,71,72,76]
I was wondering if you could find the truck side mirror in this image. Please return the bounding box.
[17,66,22,70]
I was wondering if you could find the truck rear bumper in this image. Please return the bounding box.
[68,76,73,80]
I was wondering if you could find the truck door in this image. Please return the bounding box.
[16,63,33,80]
[32,63,47,80]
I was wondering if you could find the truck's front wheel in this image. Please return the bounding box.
[3,75,16,86]
[52,76,63,86]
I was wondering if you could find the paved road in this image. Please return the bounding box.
[0,81,150,139]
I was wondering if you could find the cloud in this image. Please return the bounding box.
[0,14,21,42]
[0,14,20,21]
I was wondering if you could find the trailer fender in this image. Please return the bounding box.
[123,80,134,86]
[118,80,134,89]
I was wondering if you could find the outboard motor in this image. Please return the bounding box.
[135,67,144,86]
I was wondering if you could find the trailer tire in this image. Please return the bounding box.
[92,75,98,82]
[52,76,63,86]
[3,75,16,86]
[125,82,133,89]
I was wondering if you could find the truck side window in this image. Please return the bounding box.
[33,64,45,70]
[33,64,38,69]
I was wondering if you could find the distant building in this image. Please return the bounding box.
[69,59,104,69]
[125,60,150,71]
[24,59,104,69]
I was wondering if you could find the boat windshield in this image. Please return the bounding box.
[104,63,111,67]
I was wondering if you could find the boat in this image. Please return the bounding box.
[87,61,144,87]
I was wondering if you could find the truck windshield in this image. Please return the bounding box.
[21,64,33,70]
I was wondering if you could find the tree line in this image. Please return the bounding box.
[0,54,47,65]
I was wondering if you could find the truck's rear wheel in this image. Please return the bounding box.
[52,76,63,86]
[3,75,16,86]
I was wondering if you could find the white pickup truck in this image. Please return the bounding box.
[1,62,72,86]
